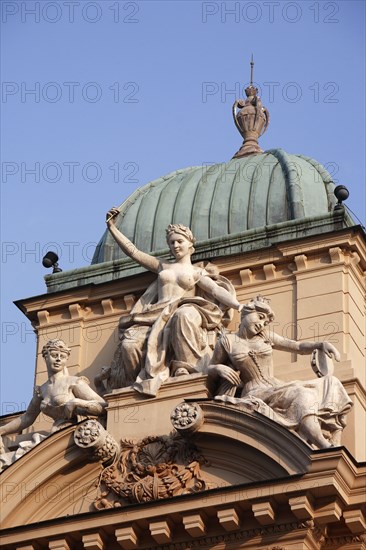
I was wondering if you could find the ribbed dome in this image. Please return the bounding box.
[92,149,337,264]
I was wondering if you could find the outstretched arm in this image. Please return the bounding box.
[0,394,41,440]
[272,333,340,361]
[106,208,160,273]
[196,275,242,311]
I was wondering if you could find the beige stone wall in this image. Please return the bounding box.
[1,228,366,549]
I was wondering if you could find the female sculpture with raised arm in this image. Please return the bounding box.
[207,297,353,449]
[0,339,107,456]
[105,208,243,396]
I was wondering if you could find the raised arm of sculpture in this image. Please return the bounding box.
[208,296,353,449]
[103,209,243,397]
[106,207,242,310]
[106,207,160,273]
[0,395,41,450]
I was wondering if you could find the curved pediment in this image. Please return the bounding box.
[1,394,314,529]
[0,424,101,528]
[172,400,313,481]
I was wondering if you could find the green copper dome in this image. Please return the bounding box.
[92,149,337,264]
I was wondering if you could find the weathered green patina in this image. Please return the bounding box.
[44,149,355,293]
[92,149,338,264]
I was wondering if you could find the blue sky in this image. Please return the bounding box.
[1,0,365,410]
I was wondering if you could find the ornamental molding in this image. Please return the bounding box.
[172,400,313,476]
[150,519,316,550]
[74,419,119,464]
[171,402,204,434]
[322,534,366,546]
[18,227,366,321]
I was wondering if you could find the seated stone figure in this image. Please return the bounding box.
[104,208,242,397]
[0,339,107,460]
[207,297,353,449]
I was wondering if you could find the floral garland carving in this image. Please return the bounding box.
[94,433,209,509]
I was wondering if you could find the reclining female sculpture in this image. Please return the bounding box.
[0,339,107,461]
[105,208,243,396]
[207,297,353,449]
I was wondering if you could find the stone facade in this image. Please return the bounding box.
[1,222,365,549]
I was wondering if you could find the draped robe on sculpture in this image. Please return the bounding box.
[108,266,236,396]
[214,333,353,446]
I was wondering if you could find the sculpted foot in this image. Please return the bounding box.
[298,416,332,449]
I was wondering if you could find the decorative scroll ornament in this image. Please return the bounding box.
[74,419,119,464]
[232,56,270,158]
[93,434,209,509]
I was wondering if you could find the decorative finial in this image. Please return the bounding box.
[250,53,254,86]
[232,57,270,158]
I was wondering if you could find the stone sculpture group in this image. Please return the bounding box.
[0,212,353,470]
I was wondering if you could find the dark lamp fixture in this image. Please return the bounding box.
[334,185,349,211]
[42,251,62,273]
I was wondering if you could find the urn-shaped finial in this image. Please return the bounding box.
[232,56,270,158]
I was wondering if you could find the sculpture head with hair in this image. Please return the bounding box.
[166,224,196,254]
[241,296,275,323]
[42,339,71,359]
